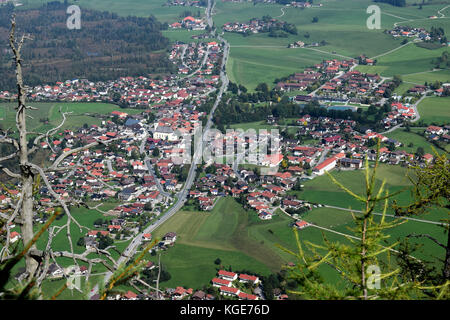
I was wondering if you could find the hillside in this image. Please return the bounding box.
[0,1,173,90]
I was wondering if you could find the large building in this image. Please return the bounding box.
[313,152,345,175]
[153,125,179,141]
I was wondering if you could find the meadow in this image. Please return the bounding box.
[20,0,189,23]
[218,0,450,90]
[150,196,354,289]
[3,200,130,298]
[416,96,450,125]
[0,102,142,132]
[386,127,445,155]
[355,44,449,77]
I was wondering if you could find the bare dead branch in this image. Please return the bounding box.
[49,136,122,171]
[28,108,73,156]
[1,168,21,179]
[407,233,447,250]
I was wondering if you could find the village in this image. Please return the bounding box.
[386,25,448,44]
[222,16,297,36]
[169,15,207,30]
[1,41,449,300]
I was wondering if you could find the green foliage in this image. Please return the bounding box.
[278,143,448,299]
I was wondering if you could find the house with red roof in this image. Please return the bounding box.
[295,220,310,229]
[212,277,232,288]
[423,153,434,164]
[219,286,240,297]
[122,291,138,300]
[218,270,238,281]
[313,157,337,176]
[10,231,21,243]
[238,292,259,300]
[239,274,260,285]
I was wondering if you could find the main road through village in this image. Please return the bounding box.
[90,0,229,297]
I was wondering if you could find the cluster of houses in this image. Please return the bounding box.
[288,1,322,8]
[222,17,293,35]
[0,42,224,109]
[287,40,305,48]
[170,41,220,76]
[211,270,261,300]
[167,0,204,7]
[170,15,207,30]
[319,69,382,98]
[386,26,440,42]
[425,125,450,144]
[277,59,357,92]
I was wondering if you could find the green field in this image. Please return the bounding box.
[386,128,445,155]
[218,0,450,89]
[0,102,142,132]
[355,44,449,77]
[20,0,191,23]
[291,164,420,212]
[402,69,450,85]
[150,196,355,289]
[416,96,450,125]
[162,30,218,44]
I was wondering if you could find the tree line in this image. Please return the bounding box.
[0,1,173,90]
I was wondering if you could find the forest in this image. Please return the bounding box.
[0,1,174,90]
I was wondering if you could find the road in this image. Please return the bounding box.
[381,90,429,134]
[144,158,172,198]
[309,63,358,97]
[316,147,331,166]
[90,0,229,298]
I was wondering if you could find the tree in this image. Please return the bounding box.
[392,150,450,281]
[415,146,425,158]
[278,143,448,299]
[0,17,132,298]
[214,258,221,265]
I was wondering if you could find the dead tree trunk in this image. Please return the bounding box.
[9,16,39,278]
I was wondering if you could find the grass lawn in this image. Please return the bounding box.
[402,69,450,86]
[289,163,422,214]
[162,30,217,44]
[21,0,190,23]
[356,44,449,77]
[394,82,415,95]
[416,96,450,125]
[0,102,142,133]
[229,121,279,132]
[386,128,445,155]
[3,201,128,296]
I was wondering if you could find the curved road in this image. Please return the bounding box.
[90,0,229,298]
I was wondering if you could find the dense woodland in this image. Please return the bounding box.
[0,1,174,91]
